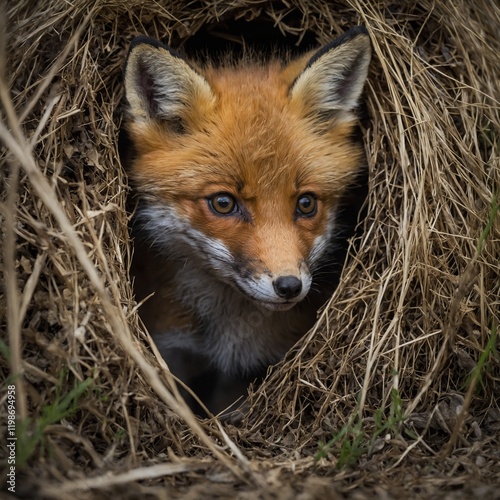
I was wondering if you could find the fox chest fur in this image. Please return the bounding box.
[122,27,371,414]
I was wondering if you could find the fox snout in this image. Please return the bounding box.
[234,259,312,311]
[273,275,302,299]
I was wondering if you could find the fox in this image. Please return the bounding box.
[121,26,371,416]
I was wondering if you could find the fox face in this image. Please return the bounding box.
[123,28,371,313]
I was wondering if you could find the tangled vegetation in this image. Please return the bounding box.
[1,0,498,497]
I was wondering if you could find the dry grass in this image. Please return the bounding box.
[1,0,499,498]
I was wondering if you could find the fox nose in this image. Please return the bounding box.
[273,275,303,300]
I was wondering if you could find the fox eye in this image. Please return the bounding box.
[209,193,237,215]
[296,193,317,217]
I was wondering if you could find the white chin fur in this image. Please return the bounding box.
[256,301,298,312]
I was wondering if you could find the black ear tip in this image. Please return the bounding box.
[124,36,186,75]
[123,36,164,78]
[124,36,174,79]
[350,25,369,36]
[301,26,370,74]
[129,35,169,52]
[333,25,370,47]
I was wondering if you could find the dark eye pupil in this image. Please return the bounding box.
[210,193,236,214]
[300,197,312,210]
[217,196,231,209]
[297,194,316,215]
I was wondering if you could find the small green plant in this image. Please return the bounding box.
[464,323,498,392]
[315,388,407,469]
[465,190,498,392]
[335,418,366,469]
[0,338,11,361]
[16,374,94,466]
[316,415,362,467]
[476,192,498,255]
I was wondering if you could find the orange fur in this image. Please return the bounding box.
[123,28,371,415]
[128,63,362,274]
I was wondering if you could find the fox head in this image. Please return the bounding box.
[123,27,371,311]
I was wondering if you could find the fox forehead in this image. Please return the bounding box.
[129,63,362,200]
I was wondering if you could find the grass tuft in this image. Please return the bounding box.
[16,376,94,467]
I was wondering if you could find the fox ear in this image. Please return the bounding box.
[123,36,214,131]
[289,26,371,123]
